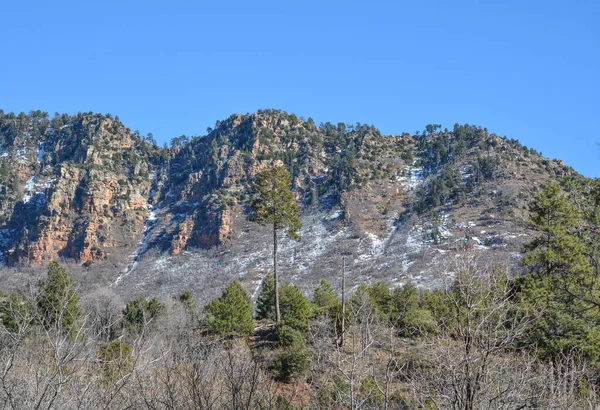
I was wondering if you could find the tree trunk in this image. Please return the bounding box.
[340,255,346,347]
[273,224,281,322]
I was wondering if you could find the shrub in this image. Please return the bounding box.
[270,347,310,383]
[123,296,164,330]
[99,340,132,381]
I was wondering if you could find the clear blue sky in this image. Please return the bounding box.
[2,0,599,177]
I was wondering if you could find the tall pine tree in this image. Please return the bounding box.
[520,182,600,359]
[251,166,301,322]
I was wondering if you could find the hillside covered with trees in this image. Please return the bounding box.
[1,161,600,408]
[0,108,596,408]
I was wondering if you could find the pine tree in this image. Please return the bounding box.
[392,283,438,337]
[251,166,302,322]
[279,282,311,331]
[37,261,81,333]
[1,292,34,333]
[205,281,254,338]
[178,289,197,319]
[312,279,339,317]
[523,182,590,280]
[273,283,312,382]
[520,182,600,359]
[368,281,392,320]
[312,278,346,342]
[255,274,275,321]
[98,340,133,381]
[123,296,164,330]
[390,282,419,327]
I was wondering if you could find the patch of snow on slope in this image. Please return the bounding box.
[366,232,386,255]
[327,209,343,220]
[114,204,159,286]
[395,162,427,273]
[252,274,268,300]
[404,166,424,190]
[15,147,30,165]
[22,176,56,205]
[294,218,347,271]
[438,212,453,238]
[363,216,398,258]
[23,177,36,203]
[470,236,489,249]
[456,221,477,229]
[37,145,45,164]
[400,223,425,272]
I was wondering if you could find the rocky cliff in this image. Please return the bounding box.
[0,111,160,266]
[0,109,577,302]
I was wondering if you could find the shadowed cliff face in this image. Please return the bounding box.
[0,109,577,300]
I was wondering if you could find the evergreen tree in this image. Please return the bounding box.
[37,261,81,332]
[98,340,133,381]
[422,288,455,333]
[391,282,419,328]
[255,274,275,321]
[205,281,254,338]
[272,282,312,382]
[1,293,34,333]
[146,297,164,318]
[368,281,392,320]
[350,283,378,322]
[520,182,600,359]
[312,279,339,317]
[279,282,311,331]
[523,182,590,280]
[177,289,197,319]
[123,296,164,330]
[251,166,302,322]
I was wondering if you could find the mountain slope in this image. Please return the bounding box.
[0,110,161,266]
[0,109,578,302]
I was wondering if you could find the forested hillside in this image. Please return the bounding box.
[0,108,598,408]
[2,176,600,408]
[0,109,577,299]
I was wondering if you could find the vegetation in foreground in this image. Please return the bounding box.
[1,174,600,409]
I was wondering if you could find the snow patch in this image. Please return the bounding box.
[456,221,477,229]
[22,177,36,203]
[37,145,45,164]
[366,232,386,255]
[404,166,424,190]
[115,192,160,286]
[22,176,56,205]
[327,209,343,220]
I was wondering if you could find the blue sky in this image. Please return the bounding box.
[2,0,599,177]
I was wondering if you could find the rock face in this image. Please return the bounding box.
[148,111,410,258]
[0,111,160,265]
[0,109,578,301]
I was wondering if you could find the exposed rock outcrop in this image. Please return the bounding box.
[0,109,579,300]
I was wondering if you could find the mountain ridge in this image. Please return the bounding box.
[0,108,580,301]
